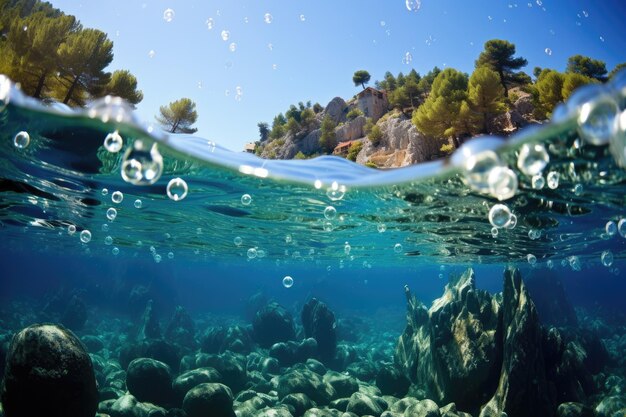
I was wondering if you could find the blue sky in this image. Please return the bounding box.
[49,0,626,151]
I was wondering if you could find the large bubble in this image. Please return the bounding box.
[121,140,164,185]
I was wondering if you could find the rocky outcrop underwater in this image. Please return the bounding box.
[0,268,623,417]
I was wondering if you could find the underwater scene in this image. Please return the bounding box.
[1,1,626,417]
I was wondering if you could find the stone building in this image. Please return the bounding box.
[355,87,388,122]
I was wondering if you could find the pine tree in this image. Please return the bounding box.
[566,55,607,81]
[475,39,528,97]
[561,72,597,100]
[534,70,565,118]
[412,68,468,139]
[319,115,337,153]
[352,70,371,90]
[465,66,507,134]
[156,98,198,134]
[99,69,143,106]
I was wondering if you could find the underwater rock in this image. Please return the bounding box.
[247,351,281,376]
[125,357,174,408]
[172,367,222,402]
[346,360,378,382]
[245,291,269,321]
[595,395,626,417]
[201,325,253,354]
[1,323,98,417]
[323,371,360,398]
[556,402,596,417]
[103,393,167,417]
[334,344,359,371]
[257,406,294,417]
[305,358,327,375]
[281,393,316,417]
[270,338,318,367]
[137,299,161,341]
[395,268,500,411]
[253,302,296,348]
[345,391,387,417]
[375,365,410,397]
[404,399,441,417]
[480,267,554,417]
[165,305,196,349]
[81,335,105,352]
[60,294,88,331]
[120,339,181,372]
[525,273,578,327]
[183,382,235,417]
[302,298,338,363]
[272,368,336,405]
[194,351,247,393]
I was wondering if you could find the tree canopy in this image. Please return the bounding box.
[319,115,337,153]
[352,70,371,89]
[566,54,608,81]
[99,70,143,106]
[156,98,198,134]
[464,66,507,134]
[475,39,528,97]
[609,63,626,80]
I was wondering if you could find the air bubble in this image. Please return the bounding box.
[547,259,554,269]
[106,207,117,221]
[517,143,549,176]
[234,236,243,246]
[241,194,252,206]
[247,247,258,259]
[104,131,123,153]
[221,30,230,41]
[299,14,306,22]
[283,276,294,288]
[377,223,387,233]
[618,219,626,238]
[546,171,559,189]
[111,191,123,204]
[488,167,518,201]
[229,42,237,52]
[528,229,541,240]
[285,234,292,244]
[80,230,92,243]
[88,96,135,124]
[121,140,164,185]
[102,223,109,232]
[544,48,552,56]
[568,256,581,271]
[463,150,505,194]
[13,131,30,149]
[148,50,156,58]
[531,174,545,189]
[491,227,499,237]
[134,199,142,209]
[573,183,583,196]
[168,252,174,259]
[489,204,512,228]
[112,247,119,255]
[264,13,273,24]
[324,206,337,220]
[394,243,403,253]
[605,221,617,236]
[68,225,76,235]
[326,182,346,201]
[405,0,422,12]
[163,8,175,22]
[402,52,413,65]
[104,236,113,245]
[527,254,537,265]
[505,214,518,229]
[577,95,619,145]
[323,222,334,232]
[344,243,351,255]
[601,250,614,267]
[166,178,188,201]
[101,188,109,196]
[206,18,214,30]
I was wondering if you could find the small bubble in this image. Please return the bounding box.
[488,167,518,201]
[13,131,30,149]
[463,150,505,194]
[573,183,583,196]
[324,206,337,220]
[402,52,413,65]
[344,243,351,255]
[112,247,119,255]
[547,259,554,269]
[491,227,499,237]
[618,219,626,238]
[163,8,175,22]
[101,188,109,196]
[544,48,552,56]
[517,143,550,176]
[536,0,542,5]
[323,222,334,232]
[221,30,230,41]
[104,236,113,245]
[267,43,273,51]
[154,254,162,263]
[241,194,252,206]
[106,207,117,221]
[531,174,545,189]
[206,18,214,30]
[605,221,617,236]
[377,223,387,233]
[394,243,403,253]
[111,191,123,204]
[582,10,589,17]
[299,14,306,22]
[272,64,278,70]
[264,13,273,24]
[601,250,614,267]
[577,95,619,146]
[527,254,537,265]
[68,225,76,235]
[283,276,294,288]
[134,199,142,209]
[489,204,513,228]
[326,182,346,201]
[229,42,237,52]
[405,0,421,12]
[285,234,292,244]
[599,36,605,42]
[247,247,257,259]
[546,171,559,189]
[166,178,188,201]
[103,131,123,153]
[168,251,174,259]
[121,140,164,185]
[148,50,156,58]
[528,229,541,240]
[101,223,109,232]
[234,236,243,246]
[80,230,92,243]
[568,255,581,271]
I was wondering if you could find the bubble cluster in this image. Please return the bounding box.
[103,131,123,153]
[517,143,549,176]
[121,140,164,185]
[324,206,337,220]
[79,230,92,243]
[163,8,175,22]
[283,276,294,288]
[241,194,252,206]
[489,204,513,228]
[488,167,518,201]
[111,191,123,204]
[88,96,134,124]
[326,182,346,201]
[206,18,214,30]
[463,150,505,194]
[166,178,188,201]
[402,52,413,65]
[106,207,117,221]
[13,131,30,149]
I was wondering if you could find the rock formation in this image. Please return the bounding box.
[301,298,337,364]
[253,302,296,348]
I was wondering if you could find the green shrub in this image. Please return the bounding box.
[346,107,364,120]
[294,151,306,159]
[368,125,383,146]
[347,141,363,161]
[365,161,378,169]
[440,143,454,154]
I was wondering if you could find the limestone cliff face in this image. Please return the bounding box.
[356,114,445,168]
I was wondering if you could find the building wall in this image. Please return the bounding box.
[356,90,388,122]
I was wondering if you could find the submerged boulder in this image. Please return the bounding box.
[60,294,88,331]
[165,305,196,349]
[1,323,98,417]
[301,298,337,363]
[183,382,235,417]
[253,302,296,348]
[126,357,174,408]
